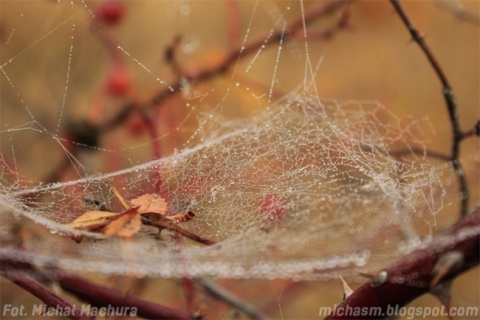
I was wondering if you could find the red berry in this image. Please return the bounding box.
[127,113,147,136]
[259,194,284,224]
[106,66,130,97]
[98,0,125,25]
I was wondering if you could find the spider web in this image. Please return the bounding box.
[1,95,445,280]
[0,1,470,281]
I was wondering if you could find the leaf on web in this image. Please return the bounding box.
[103,208,142,238]
[67,211,117,229]
[129,194,167,216]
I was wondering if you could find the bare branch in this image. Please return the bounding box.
[100,0,349,133]
[0,255,195,320]
[142,217,217,246]
[390,0,470,217]
[1,269,94,320]
[389,147,450,161]
[195,277,268,320]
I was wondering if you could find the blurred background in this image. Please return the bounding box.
[1,1,478,319]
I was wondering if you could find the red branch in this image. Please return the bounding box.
[1,269,94,320]
[99,0,348,132]
[325,207,480,320]
[54,270,194,320]
[0,256,194,320]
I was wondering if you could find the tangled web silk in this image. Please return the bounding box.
[0,95,444,280]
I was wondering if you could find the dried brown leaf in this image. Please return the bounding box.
[67,211,117,229]
[104,208,142,238]
[129,194,167,215]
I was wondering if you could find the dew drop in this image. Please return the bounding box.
[180,4,191,15]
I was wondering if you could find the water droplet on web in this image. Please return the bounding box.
[354,250,370,267]
[180,4,191,15]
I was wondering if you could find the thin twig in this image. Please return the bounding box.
[142,217,216,246]
[195,277,268,320]
[389,147,450,162]
[390,0,470,217]
[1,269,94,320]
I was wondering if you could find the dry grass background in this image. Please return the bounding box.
[0,1,479,319]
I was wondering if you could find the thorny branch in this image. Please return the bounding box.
[326,2,480,317]
[326,206,480,320]
[390,0,475,217]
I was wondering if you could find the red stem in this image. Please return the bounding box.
[0,256,194,320]
[1,269,94,320]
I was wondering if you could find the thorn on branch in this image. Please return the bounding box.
[430,251,464,289]
[430,281,453,320]
[358,270,388,288]
[339,276,353,301]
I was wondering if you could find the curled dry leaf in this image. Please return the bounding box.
[66,192,171,239]
[104,208,142,238]
[129,193,167,215]
[67,211,117,229]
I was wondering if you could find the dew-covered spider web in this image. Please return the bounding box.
[1,1,477,282]
[0,95,447,280]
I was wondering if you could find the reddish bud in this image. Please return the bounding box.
[259,194,284,225]
[127,113,147,136]
[106,66,130,97]
[98,0,125,25]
